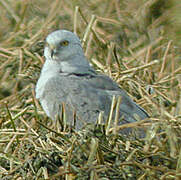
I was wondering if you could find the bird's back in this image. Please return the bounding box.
[38,73,148,131]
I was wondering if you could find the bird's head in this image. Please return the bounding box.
[44,30,84,61]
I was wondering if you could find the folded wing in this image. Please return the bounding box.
[39,73,148,130]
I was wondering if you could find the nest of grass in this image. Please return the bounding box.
[0,0,181,179]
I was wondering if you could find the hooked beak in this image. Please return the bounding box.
[50,49,54,58]
[48,44,56,58]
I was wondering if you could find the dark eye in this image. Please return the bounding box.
[60,40,69,46]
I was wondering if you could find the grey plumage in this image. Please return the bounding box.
[36,30,148,132]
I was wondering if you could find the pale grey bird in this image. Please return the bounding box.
[35,30,148,133]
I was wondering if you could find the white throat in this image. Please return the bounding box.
[35,60,61,99]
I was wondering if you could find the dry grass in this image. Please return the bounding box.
[0,0,181,179]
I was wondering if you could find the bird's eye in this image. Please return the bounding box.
[60,40,69,46]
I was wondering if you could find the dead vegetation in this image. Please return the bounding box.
[0,0,181,179]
